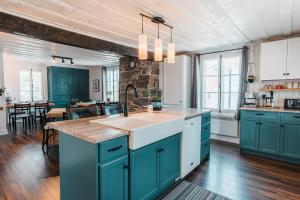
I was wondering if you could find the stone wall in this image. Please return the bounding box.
[119,57,159,108]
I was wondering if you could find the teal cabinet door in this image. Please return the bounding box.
[259,119,280,155]
[100,155,129,200]
[240,118,259,151]
[48,66,89,107]
[158,134,180,191]
[130,143,159,200]
[281,123,300,159]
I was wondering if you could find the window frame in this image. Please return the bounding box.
[103,67,119,102]
[200,50,242,113]
[19,69,44,102]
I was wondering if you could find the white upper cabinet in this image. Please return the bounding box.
[260,40,287,81]
[163,55,191,107]
[287,37,300,79]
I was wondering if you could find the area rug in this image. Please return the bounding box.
[161,181,231,200]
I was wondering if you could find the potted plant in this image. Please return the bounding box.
[5,95,12,105]
[0,87,4,97]
[150,89,163,111]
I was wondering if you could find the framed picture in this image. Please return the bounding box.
[93,79,100,92]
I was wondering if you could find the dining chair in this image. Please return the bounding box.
[66,105,99,120]
[33,102,49,127]
[103,102,124,115]
[42,107,67,154]
[96,102,106,115]
[11,103,31,130]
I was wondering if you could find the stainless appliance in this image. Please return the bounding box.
[284,99,300,109]
[244,92,257,107]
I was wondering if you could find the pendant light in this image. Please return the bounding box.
[167,28,175,63]
[154,23,163,61]
[138,15,147,60]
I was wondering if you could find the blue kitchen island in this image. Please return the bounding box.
[47,109,211,200]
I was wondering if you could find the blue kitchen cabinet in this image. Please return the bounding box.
[48,66,89,108]
[100,155,129,200]
[280,113,300,159]
[240,117,259,151]
[240,110,300,164]
[159,134,180,191]
[259,119,280,155]
[130,134,180,200]
[59,134,129,200]
[200,113,211,161]
[60,131,180,200]
[130,143,159,200]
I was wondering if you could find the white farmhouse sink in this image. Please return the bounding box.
[90,113,184,150]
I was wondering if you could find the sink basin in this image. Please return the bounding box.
[90,113,184,149]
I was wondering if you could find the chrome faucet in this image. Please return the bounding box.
[124,84,138,117]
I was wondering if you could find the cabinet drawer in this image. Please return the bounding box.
[201,123,210,142]
[281,113,300,123]
[99,136,128,163]
[201,113,211,125]
[201,139,210,161]
[241,110,279,120]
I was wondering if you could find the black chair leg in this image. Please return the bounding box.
[42,128,46,153]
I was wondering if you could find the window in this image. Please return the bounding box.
[19,70,44,102]
[104,67,119,102]
[200,51,241,112]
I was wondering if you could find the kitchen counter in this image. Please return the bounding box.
[162,105,211,119]
[240,106,300,113]
[46,116,129,144]
[47,107,211,144]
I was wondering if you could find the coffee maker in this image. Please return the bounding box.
[244,92,257,107]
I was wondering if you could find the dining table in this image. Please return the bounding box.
[5,102,55,109]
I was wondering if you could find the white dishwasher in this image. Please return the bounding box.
[180,116,201,178]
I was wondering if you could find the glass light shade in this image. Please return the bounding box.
[138,34,147,60]
[154,38,163,61]
[167,43,175,63]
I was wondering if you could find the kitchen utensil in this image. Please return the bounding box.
[293,82,299,89]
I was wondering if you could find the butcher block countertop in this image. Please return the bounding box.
[47,107,212,144]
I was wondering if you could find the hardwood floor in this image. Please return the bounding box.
[0,123,59,200]
[186,141,300,200]
[0,124,299,200]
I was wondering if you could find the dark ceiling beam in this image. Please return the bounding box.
[0,12,142,58]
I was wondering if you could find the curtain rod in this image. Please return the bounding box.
[198,47,247,56]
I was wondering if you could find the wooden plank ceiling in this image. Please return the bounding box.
[0,0,299,53]
[0,31,121,66]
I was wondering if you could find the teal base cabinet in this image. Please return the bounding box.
[130,134,180,200]
[280,113,300,160]
[240,118,259,151]
[240,110,300,164]
[100,156,128,200]
[59,134,129,200]
[201,113,211,162]
[60,133,181,200]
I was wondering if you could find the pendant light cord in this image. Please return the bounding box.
[141,15,144,34]
[170,28,173,43]
[157,23,160,38]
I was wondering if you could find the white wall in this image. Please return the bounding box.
[3,54,103,103]
[3,54,48,103]
[89,66,103,101]
[0,52,7,135]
